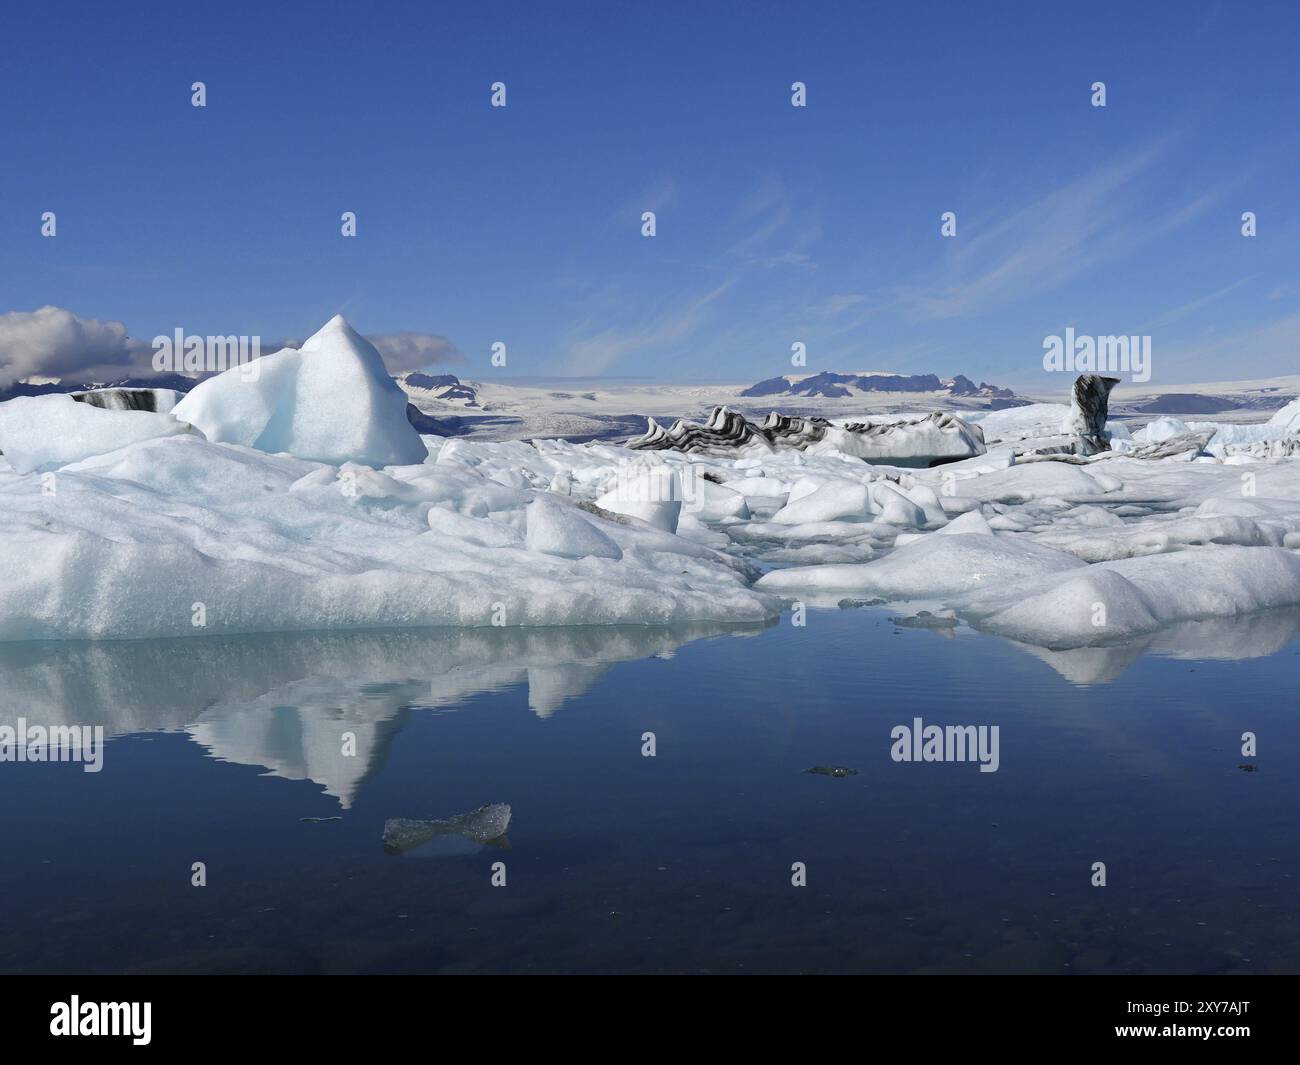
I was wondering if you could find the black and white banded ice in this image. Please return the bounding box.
[627,405,986,467]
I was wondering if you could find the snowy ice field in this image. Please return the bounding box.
[4,314,1300,651]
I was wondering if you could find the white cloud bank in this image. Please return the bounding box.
[0,306,466,385]
[0,306,144,386]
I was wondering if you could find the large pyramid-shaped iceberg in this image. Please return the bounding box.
[173,315,427,467]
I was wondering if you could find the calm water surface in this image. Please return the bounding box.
[0,608,1296,974]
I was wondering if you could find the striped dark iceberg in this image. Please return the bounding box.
[628,406,986,467]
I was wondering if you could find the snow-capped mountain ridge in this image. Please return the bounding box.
[741,371,1016,400]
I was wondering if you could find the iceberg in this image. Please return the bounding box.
[627,406,986,466]
[813,412,987,466]
[172,314,427,468]
[525,497,623,559]
[957,546,1300,649]
[6,351,1300,657]
[1062,374,1119,455]
[757,531,1085,598]
[0,431,774,641]
[771,481,872,525]
[0,393,197,474]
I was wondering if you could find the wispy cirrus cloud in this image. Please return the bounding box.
[1142,277,1254,330]
[890,142,1221,321]
[618,177,678,228]
[558,174,823,375]
[1157,309,1300,383]
[561,281,734,375]
[725,173,820,271]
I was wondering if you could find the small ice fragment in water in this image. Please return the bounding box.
[300,816,343,824]
[805,766,858,777]
[890,611,959,629]
[382,803,512,854]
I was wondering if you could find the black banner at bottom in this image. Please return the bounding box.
[2,975,1286,1051]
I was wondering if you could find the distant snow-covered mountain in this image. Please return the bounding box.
[399,371,480,406]
[740,371,1017,402]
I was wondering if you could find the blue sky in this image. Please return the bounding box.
[1,0,1297,386]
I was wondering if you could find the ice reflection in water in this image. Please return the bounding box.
[0,622,771,807]
[0,607,1296,974]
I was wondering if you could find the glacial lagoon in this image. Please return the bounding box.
[0,606,1295,974]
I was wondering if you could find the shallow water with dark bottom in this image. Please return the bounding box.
[0,607,1296,974]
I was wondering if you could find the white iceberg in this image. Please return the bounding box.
[7,352,1300,654]
[757,532,1084,597]
[172,314,427,468]
[0,432,775,641]
[771,481,871,524]
[0,393,197,474]
[525,497,623,559]
[958,546,1300,649]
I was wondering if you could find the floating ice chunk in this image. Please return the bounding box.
[491,468,530,490]
[960,547,1300,648]
[869,481,927,527]
[725,475,789,499]
[1196,496,1300,521]
[813,412,987,466]
[594,466,683,532]
[934,508,993,536]
[629,406,984,465]
[785,476,826,504]
[525,497,623,559]
[964,403,1071,442]
[1062,504,1125,529]
[771,481,871,524]
[938,494,982,515]
[972,568,1159,648]
[902,482,948,524]
[958,462,1111,503]
[0,432,781,641]
[382,803,512,854]
[172,315,427,468]
[1202,405,1300,458]
[684,479,751,522]
[764,543,876,564]
[1135,416,1192,443]
[594,492,682,533]
[757,532,1084,597]
[1267,397,1300,432]
[0,394,197,474]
